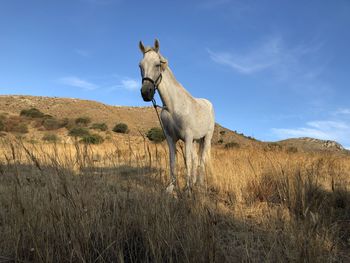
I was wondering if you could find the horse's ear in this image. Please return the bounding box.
[154,39,160,52]
[139,41,146,54]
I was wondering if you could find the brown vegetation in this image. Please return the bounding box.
[0,137,349,262]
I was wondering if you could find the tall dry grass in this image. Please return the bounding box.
[0,137,349,262]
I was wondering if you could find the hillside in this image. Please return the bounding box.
[0,95,348,154]
[0,95,259,147]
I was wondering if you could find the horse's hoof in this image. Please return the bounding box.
[166,183,175,194]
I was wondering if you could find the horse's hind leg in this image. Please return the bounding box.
[191,142,199,186]
[165,135,177,193]
[198,131,213,186]
[184,135,194,191]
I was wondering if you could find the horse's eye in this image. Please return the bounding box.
[155,64,161,68]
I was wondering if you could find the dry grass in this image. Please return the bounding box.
[0,137,349,262]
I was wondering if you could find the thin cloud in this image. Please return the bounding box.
[59,76,98,90]
[272,119,350,147]
[207,37,283,74]
[208,36,325,79]
[119,78,139,91]
[105,77,139,92]
[207,49,274,74]
[334,108,350,115]
[272,127,329,139]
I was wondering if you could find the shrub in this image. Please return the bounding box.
[219,130,226,135]
[20,108,45,118]
[267,143,282,151]
[146,127,165,143]
[0,119,4,131]
[217,139,223,144]
[68,127,90,137]
[14,123,28,134]
[80,134,104,144]
[224,142,240,149]
[91,122,108,131]
[113,123,129,134]
[75,117,91,126]
[3,116,29,133]
[286,146,298,153]
[42,134,59,142]
[42,118,61,130]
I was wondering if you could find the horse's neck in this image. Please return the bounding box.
[157,67,192,112]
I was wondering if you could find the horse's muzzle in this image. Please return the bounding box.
[141,82,155,102]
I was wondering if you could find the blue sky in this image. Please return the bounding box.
[1,0,350,148]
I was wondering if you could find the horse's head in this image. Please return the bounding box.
[138,39,167,102]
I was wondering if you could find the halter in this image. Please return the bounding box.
[141,74,162,89]
[140,50,167,147]
[141,49,164,90]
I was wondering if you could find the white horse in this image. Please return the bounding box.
[139,39,215,193]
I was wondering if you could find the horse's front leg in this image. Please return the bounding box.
[185,135,193,191]
[165,134,177,193]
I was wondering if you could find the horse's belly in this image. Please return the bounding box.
[161,106,214,140]
[160,110,185,140]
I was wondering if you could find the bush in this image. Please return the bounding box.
[3,116,29,133]
[219,130,226,135]
[146,127,165,143]
[75,117,91,126]
[286,146,298,153]
[42,118,62,130]
[68,127,90,137]
[224,142,240,149]
[217,139,223,144]
[13,123,28,134]
[267,143,282,151]
[42,133,59,143]
[113,123,128,134]
[20,108,45,118]
[91,123,108,131]
[80,134,104,144]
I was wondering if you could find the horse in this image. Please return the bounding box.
[139,39,215,193]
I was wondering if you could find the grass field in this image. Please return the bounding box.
[0,137,349,262]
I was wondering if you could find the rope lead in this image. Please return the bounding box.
[152,98,166,137]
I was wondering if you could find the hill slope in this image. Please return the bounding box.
[0,95,258,147]
[0,95,348,154]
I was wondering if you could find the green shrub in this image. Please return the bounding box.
[75,117,91,126]
[113,123,128,134]
[20,108,45,118]
[68,127,90,137]
[218,139,223,144]
[146,127,165,143]
[80,134,104,144]
[42,134,59,143]
[42,118,61,130]
[224,142,240,149]
[91,122,108,131]
[219,130,226,135]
